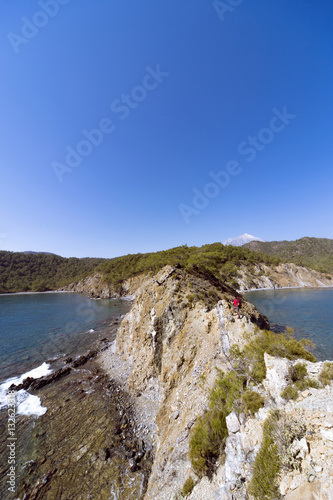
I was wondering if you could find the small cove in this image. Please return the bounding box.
[244,287,333,361]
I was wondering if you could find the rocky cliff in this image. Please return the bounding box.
[58,271,150,298]
[97,265,333,499]
[59,262,332,299]
[235,262,332,291]
[99,265,267,499]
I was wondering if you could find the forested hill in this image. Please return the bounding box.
[94,243,281,287]
[244,237,333,274]
[0,251,105,293]
[0,244,281,294]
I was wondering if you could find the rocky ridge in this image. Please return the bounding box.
[97,265,333,499]
[59,262,332,299]
[235,262,332,291]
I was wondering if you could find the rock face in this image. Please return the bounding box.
[58,272,150,298]
[236,262,332,291]
[98,265,333,500]
[99,266,268,499]
[98,266,271,499]
[58,262,332,299]
[262,352,290,403]
[185,356,333,500]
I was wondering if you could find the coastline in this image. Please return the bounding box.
[1,267,333,499]
[0,313,153,499]
[242,284,333,293]
[98,343,159,451]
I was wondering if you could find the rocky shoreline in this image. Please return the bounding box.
[1,316,153,500]
[3,265,333,499]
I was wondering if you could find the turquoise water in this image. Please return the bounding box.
[0,292,131,381]
[245,288,333,361]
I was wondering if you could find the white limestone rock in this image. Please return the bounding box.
[262,353,290,403]
[226,412,240,434]
[321,429,333,442]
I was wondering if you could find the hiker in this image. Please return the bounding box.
[233,297,241,318]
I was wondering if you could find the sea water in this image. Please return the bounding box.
[245,287,333,361]
[0,292,131,415]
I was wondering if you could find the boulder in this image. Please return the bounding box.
[262,352,289,403]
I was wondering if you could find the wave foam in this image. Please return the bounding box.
[16,390,47,416]
[0,362,51,416]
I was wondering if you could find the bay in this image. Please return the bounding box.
[0,292,131,381]
[245,288,333,361]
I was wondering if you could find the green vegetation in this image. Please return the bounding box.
[281,362,319,401]
[0,243,282,294]
[247,411,281,499]
[97,242,280,286]
[189,328,315,477]
[0,251,105,293]
[248,410,306,499]
[3,237,332,293]
[241,390,265,415]
[289,361,308,382]
[244,236,333,274]
[182,476,195,496]
[189,406,228,477]
[230,328,316,385]
[189,370,263,476]
[319,362,333,386]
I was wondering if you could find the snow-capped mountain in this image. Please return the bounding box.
[223,233,265,247]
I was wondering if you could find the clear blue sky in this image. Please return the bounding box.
[1,0,332,258]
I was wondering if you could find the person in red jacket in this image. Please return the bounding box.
[233,297,241,318]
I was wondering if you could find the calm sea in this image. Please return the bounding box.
[0,292,131,382]
[245,288,333,361]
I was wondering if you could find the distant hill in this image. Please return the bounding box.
[0,251,105,293]
[244,237,333,274]
[23,251,57,256]
[0,244,281,294]
[95,242,280,289]
[224,233,264,246]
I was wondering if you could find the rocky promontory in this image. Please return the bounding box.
[14,264,333,499]
[96,265,333,499]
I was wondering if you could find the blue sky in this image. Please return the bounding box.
[1,0,332,258]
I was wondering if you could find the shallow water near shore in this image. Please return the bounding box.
[245,287,333,361]
[0,292,131,381]
[0,317,152,499]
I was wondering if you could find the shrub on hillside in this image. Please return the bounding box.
[248,410,306,499]
[189,408,228,476]
[230,329,316,386]
[182,476,195,496]
[282,362,319,400]
[241,390,264,415]
[319,362,333,386]
[189,328,315,480]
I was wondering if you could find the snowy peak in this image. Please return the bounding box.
[224,233,264,247]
